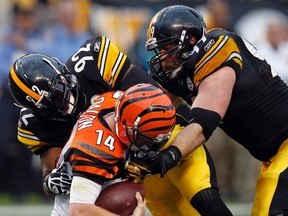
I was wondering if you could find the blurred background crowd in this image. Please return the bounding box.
[0,0,287,205]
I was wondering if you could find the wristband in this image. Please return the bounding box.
[160,145,182,177]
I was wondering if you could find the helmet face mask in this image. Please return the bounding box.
[146,36,186,83]
[146,5,207,84]
[34,73,85,120]
[123,115,172,159]
[131,130,172,160]
[8,53,87,120]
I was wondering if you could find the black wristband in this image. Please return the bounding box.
[159,145,182,177]
[166,145,182,165]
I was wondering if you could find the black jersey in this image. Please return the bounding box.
[65,36,131,104]
[162,28,288,161]
[18,36,140,155]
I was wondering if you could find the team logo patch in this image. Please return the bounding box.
[204,39,215,52]
[94,42,101,52]
[186,77,194,92]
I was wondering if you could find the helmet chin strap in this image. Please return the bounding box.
[170,65,183,79]
[66,94,76,114]
[35,90,50,108]
[179,30,187,47]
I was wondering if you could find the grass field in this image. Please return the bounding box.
[0,203,252,216]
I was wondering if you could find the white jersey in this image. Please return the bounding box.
[51,195,69,216]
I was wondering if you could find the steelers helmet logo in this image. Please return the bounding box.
[94,42,101,52]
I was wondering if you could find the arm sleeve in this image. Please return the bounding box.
[70,176,102,204]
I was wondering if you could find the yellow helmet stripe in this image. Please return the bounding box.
[10,66,41,101]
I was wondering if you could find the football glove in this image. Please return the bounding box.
[125,159,152,179]
[125,145,182,178]
[43,162,73,195]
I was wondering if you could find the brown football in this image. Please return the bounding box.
[95,180,145,216]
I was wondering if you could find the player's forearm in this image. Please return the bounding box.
[40,147,63,197]
[171,122,205,159]
[69,204,120,216]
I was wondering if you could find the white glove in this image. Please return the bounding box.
[44,162,73,195]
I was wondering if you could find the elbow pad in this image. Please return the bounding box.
[189,108,221,141]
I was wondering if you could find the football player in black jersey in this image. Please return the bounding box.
[128,5,288,216]
[8,36,161,198]
[8,36,231,215]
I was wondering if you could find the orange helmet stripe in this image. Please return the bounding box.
[10,66,41,101]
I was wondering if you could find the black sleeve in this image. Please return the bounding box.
[118,65,160,90]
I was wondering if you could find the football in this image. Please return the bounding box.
[95,180,145,216]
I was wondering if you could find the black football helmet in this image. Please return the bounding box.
[8,53,87,120]
[146,5,207,83]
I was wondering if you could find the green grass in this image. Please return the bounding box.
[0,193,52,205]
[0,194,15,205]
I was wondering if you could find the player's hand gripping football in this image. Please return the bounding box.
[125,146,182,179]
[43,162,73,195]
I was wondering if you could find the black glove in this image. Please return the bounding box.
[43,162,73,195]
[125,146,182,178]
[151,145,182,177]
